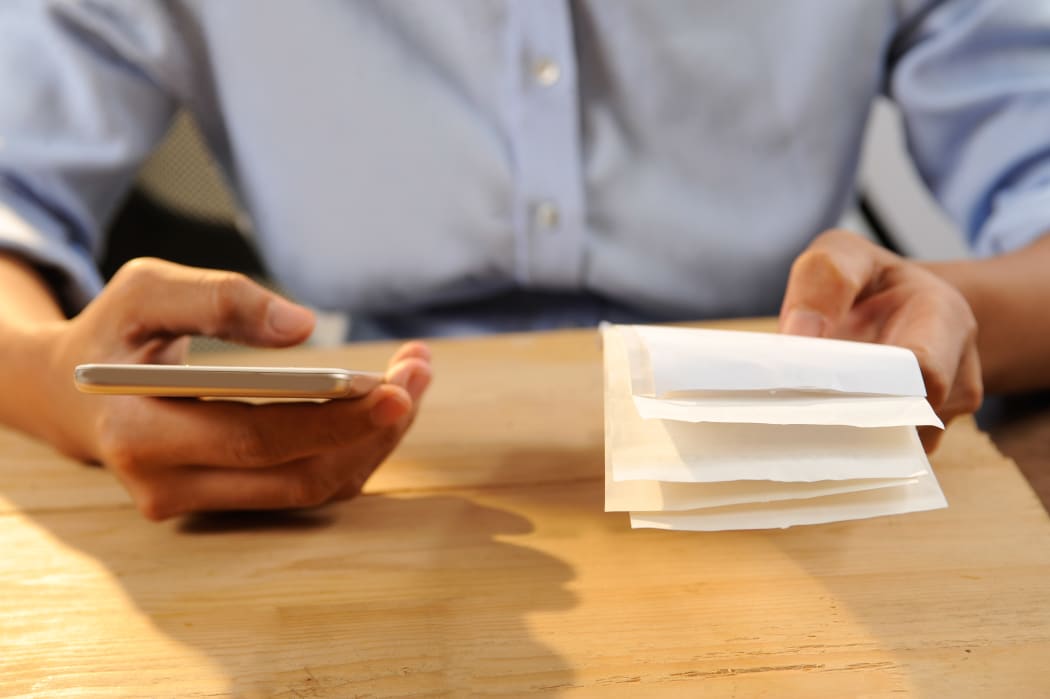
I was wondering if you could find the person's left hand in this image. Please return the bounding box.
[779,229,982,452]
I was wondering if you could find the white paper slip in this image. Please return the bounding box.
[628,472,948,531]
[627,324,927,398]
[600,323,948,532]
[610,421,931,483]
[632,392,943,428]
[602,324,934,483]
[605,470,919,512]
[611,364,932,483]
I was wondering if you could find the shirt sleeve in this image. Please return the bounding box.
[888,0,1050,257]
[0,0,185,312]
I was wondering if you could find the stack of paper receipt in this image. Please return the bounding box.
[602,324,947,531]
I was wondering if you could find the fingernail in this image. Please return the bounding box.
[407,367,431,401]
[387,366,411,390]
[406,342,431,361]
[370,393,409,427]
[267,300,315,337]
[782,309,827,337]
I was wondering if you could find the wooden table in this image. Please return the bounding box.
[2,320,1050,697]
[984,392,1050,513]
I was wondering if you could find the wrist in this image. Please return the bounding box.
[922,259,986,326]
[0,319,74,447]
[923,246,1050,393]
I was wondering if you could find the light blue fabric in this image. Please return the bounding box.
[1,0,1048,336]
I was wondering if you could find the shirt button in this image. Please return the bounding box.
[534,201,560,230]
[532,58,561,87]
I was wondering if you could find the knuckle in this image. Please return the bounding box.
[121,256,165,273]
[816,228,851,245]
[791,248,859,298]
[316,410,358,451]
[90,405,183,521]
[51,429,96,464]
[814,228,866,254]
[913,354,950,407]
[95,422,145,478]
[286,469,337,509]
[374,424,405,455]
[945,290,977,331]
[919,426,943,453]
[924,377,950,409]
[966,303,978,326]
[227,424,274,466]
[112,257,165,292]
[338,458,383,500]
[339,472,368,500]
[135,487,174,522]
[107,259,174,341]
[959,380,984,415]
[208,272,253,328]
[101,442,141,477]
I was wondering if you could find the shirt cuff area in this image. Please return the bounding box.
[0,198,103,315]
[973,159,1050,257]
[975,188,1050,257]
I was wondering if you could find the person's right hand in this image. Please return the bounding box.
[779,230,982,452]
[37,258,431,521]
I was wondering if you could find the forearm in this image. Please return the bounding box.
[0,253,68,441]
[926,232,1050,394]
[0,252,65,325]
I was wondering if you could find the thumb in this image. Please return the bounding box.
[105,258,315,347]
[779,230,887,338]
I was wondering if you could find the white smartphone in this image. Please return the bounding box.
[73,363,384,399]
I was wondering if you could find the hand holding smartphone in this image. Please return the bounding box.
[74,363,384,399]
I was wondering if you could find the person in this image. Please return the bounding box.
[1,1,1048,520]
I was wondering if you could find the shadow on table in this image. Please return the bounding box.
[758,419,1050,696]
[15,490,579,696]
[481,433,1050,696]
[978,391,1050,512]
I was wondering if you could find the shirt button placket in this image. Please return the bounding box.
[509,0,586,290]
[532,57,561,87]
[534,200,561,231]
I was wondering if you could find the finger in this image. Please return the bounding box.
[97,384,414,472]
[935,344,983,427]
[390,341,432,365]
[871,290,979,455]
[874,287,975,410]
[780,230,892,337]
[132,450,389,520]
[144,464,315,520]
[918,346,980,453]
[386,356,432,403]
[140,335,191,365]
[316,359,433,505]
[918,425,943,453]
[104,258,315,347]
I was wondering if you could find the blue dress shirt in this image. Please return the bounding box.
[1,1,1049,337]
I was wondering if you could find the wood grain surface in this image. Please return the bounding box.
[2,320,1049,697]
